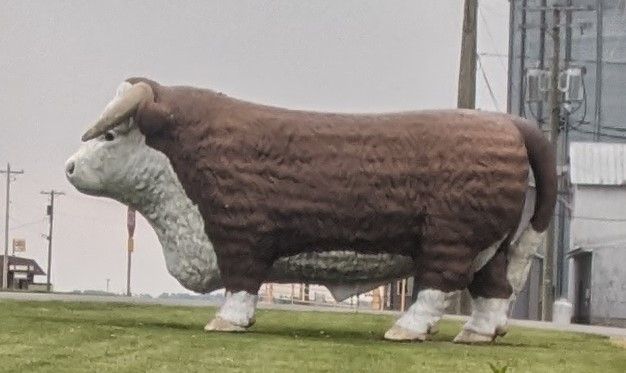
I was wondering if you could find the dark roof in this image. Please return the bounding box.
[0,255,46,276]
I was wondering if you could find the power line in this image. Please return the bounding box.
[478,8,507,73]
[477,54,502,111]
[9,218,46,231]
[55,211,120,225]
[63,193,119,206]
[598,124,626,133]
[475,6,506,112]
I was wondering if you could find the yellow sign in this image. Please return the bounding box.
[12,239,26,252]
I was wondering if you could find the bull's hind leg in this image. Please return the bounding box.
[385,245,469,342]
[454,248,511,343]
[507,227,545,295]
[454,227,545,343]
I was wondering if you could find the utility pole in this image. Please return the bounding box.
[1,163,24,290]
[41,190,64,292]
[400,278,407,312]
[456,0,478,315]
[126,207,136,297]
[458,0,478,109]
[542,7,562,322]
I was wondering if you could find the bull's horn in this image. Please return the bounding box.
[81,82,154,142]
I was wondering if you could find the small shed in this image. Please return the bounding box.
[567,142,626,327]
[0,255,46,291]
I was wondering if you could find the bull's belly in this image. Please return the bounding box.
[266,251,414,301]
[268,250,414,285]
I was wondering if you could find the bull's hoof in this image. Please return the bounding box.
[384,325,428,342]
[204,317,249,332]
[453,329,498,344]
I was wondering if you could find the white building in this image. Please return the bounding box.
[567,142,626,326]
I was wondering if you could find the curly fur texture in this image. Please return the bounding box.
[122,77,557,296]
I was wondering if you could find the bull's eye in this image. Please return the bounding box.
[104,131,115,141]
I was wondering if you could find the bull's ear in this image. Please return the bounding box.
[124,78,174,136]
[134,101,174,136]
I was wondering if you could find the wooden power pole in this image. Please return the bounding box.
[126,207,136,297]
[456,0,478,315]
[542,8,562,322]
[41,190,64,292]
[1,163,24,290]
[458,0,478,109]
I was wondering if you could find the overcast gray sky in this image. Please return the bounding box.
[0,0,509,295]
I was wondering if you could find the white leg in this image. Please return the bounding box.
[453,297,510,343]
[507,227,545,294]
[384,289,451,342]
[204,290,258,332]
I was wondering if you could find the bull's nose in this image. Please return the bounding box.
[65,161,75,176]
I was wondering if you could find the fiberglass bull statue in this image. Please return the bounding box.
[66,78,556,343]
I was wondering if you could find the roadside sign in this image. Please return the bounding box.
[12,239,26,252]
[13,272,28,280]
[127,207,136,237]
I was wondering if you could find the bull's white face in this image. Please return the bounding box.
[65,82,224,292]
[65,125,146,198]
[65,83,154,203]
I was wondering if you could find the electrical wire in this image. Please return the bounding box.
[478,9,508,74]
[63,192,120,207]
[598,124,626,133]
[567,70,588,128]
[568,126,626,140]
[55,211,127,225]
[477,54,502,111]
[9,217,46,231]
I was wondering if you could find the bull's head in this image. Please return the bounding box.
[65,81,161,204]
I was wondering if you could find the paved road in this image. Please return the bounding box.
[1,291,625,338]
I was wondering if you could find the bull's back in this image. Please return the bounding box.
[192,106,529,256]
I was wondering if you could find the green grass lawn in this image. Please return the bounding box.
[0,300,623,372]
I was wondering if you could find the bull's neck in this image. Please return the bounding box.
[121,148,222,293]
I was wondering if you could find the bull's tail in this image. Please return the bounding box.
[507,117,557,294]
[512,117,557,233]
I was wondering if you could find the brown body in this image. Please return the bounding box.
[121,78,556,297]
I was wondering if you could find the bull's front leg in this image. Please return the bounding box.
[204,242,268,332]
[204,290,259,332]
[384,288,453,342]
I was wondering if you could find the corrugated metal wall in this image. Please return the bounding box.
[570,142,626,184]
